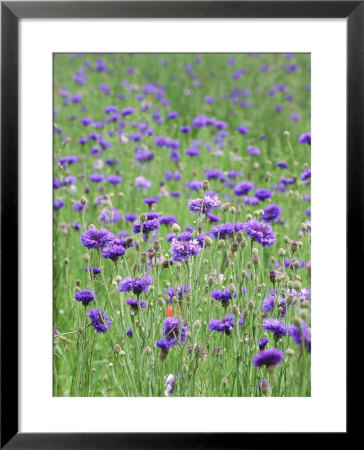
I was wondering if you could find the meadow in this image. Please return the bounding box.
[53,53,311,397]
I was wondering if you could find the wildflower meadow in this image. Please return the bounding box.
[53,53,311,397]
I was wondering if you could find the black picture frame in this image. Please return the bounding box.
[1,1,356,448]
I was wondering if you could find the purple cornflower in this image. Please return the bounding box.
[259,338,269,350]
[300,168,311,181]
[244,218,275,247]
[247,145,260,156]
[72,202,85,212]
[262,318,287,339]
[146,212,160,220]
[84,266,101,275]
[169,238,201,262]
[53,200,65,211]
[255,189,272,201]
[237,125,249,135]
[155,339,172,354]
[119,274,152,296]
[252,348,284,368]
[180,125,191,133]
[234,181,254,196]
[88,308,111,334]
[211,289,232,306]
[89,173,105,183]
[135,176,151,189]
[81,117,93,126]
[262,295,275,314]
[204,168,223,180]
[80,228,115,250]
[298,132,311,145]
[210,222,234,240]
[107,175,122,185]
[276,161,289,169]
[102,244,126,261]
[99,208,121,225]
[125,213,138,223]
[164,284,190,304]
[209,314,244,335]
[289,322,311,352]
[142,219,160,234]
[121,107,134,116]
[74,289,96,305]
[165,374,176,396]
[132,221,142,234]
[188,194,221,215]
[261,204,282,223]
[143,197,158,206]
[186,180,203,191]
[163,317,188,345]
[126,298,147,311]
[185,148,200,157]
[159,215,178,226]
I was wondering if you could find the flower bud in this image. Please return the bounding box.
[139,213,147,223]
[252,253,260,265]
[236,232,243,243]
[222,202,231,212]
[75,279,81,287]
[154,240,161,251]
[284,130,290,137]
[230,206,236,215]
[293,316,303,327]
[83,253,90,262]
[204,236,212,247]
[230,241,238,253]
[278,248,286,257]
[246,214,253,220]
[63,258,70,265]
[80,196,87,205]
[171,223,180,233]
[202,180,209,191]
[217,239,225,249]
[288,280,302,290]
[192,320,201,330]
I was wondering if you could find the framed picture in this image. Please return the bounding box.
[1,1,355,447]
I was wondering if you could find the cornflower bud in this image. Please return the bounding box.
[171,223,180,233]
[217,239,225,249]
[222,202,231,212]
[202,180,209,191]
